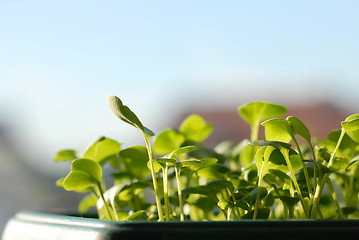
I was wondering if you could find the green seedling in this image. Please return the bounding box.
[106,95,164,221]
[54,95,359,221]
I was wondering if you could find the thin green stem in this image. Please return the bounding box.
[311,129,345,218]
[227,207,232,221]
[175,166,185,221]
[281,148,309,218]
[163,165,171,221]
[96,183,114,221]
[292,137,313,199]
[144,136,164,221]
[327,178,344,219]
[253,158,266,220]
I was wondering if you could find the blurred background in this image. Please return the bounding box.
[1,0,358,232]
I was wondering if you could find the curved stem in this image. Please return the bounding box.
[96,183,114,221]
[144,136,164,221]
[253,157,266,220]
[327,178,344,219]
[311,129,345,218]
[292,137,313,199]
[175,166,185,221]
[280,148,309,218]
[163,165,171,221]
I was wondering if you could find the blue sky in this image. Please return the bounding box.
[1,0,358,175]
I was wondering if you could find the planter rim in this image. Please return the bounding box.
[10,210,359,226]
[3,210,359,240]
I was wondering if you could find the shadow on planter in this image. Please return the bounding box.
[2,210,359,240]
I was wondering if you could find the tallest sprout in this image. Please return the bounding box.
[238,102,287,141]
[106,95,164,221]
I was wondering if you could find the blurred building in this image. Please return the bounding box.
[178,102,351,147]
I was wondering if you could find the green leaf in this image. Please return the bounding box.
[119,146,150,180]
[182,186,213,198]
[124,210,148,221]
[187,158,218,172]
[63,158,102,191]
[261,118,293,143]
[144,127,155,137]
[346,156,359,171]
[153,129,185,155]
[342,114,359,143]
[166,146,198,159]
[154,158,176,168]
[249,140,292,150]
[55,177,65,187]
[63,171,96,192]
[341,206,358,215]
[178,159,202,167]
[242,207,271,219]
[197,163,231,180]
[83,137,121,164]
[238,102,287,128]
[179,114,213,142]
[72,158,102,182]
[54,149,77,162]
[268,169,293,185]
[330,157,350,171]
[107,95,154,135]
[286,116,311,143]
[326,129,357,154]
[304,159,333,176]
[118,182,152,202]
[207,180,234,194]
[279,195,299,208]
[147,159,162,173]
[255,146,301,177]
[249,187,268,200]
[78,194,98,214]
[217,200,229,210]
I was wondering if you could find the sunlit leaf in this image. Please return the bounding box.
[238,102,287,129]
[261,118,293,143]
[63,171,95,192]
[118,182,152,202]
[255,146,301,177]
[154,158,176,168]
[119,146,150,180]
[166,146,198,159]
[78,194,98,214]
[54,149,77,162]
[107,95,154,136]
[342,114,359,143]
[72,158,102,182]
[83,137,121,164]
[179,114,213,142]
[187,158,218,172]
[153,129,185,155]
[287,116,311,143]
[178,159,202,167]
[63,158,102,192]
[107,95,144,130]
[197,163,230,180]
[346,156,359,171]
[55,177,65,187]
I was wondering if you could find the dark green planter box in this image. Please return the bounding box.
[2,210,359,240]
